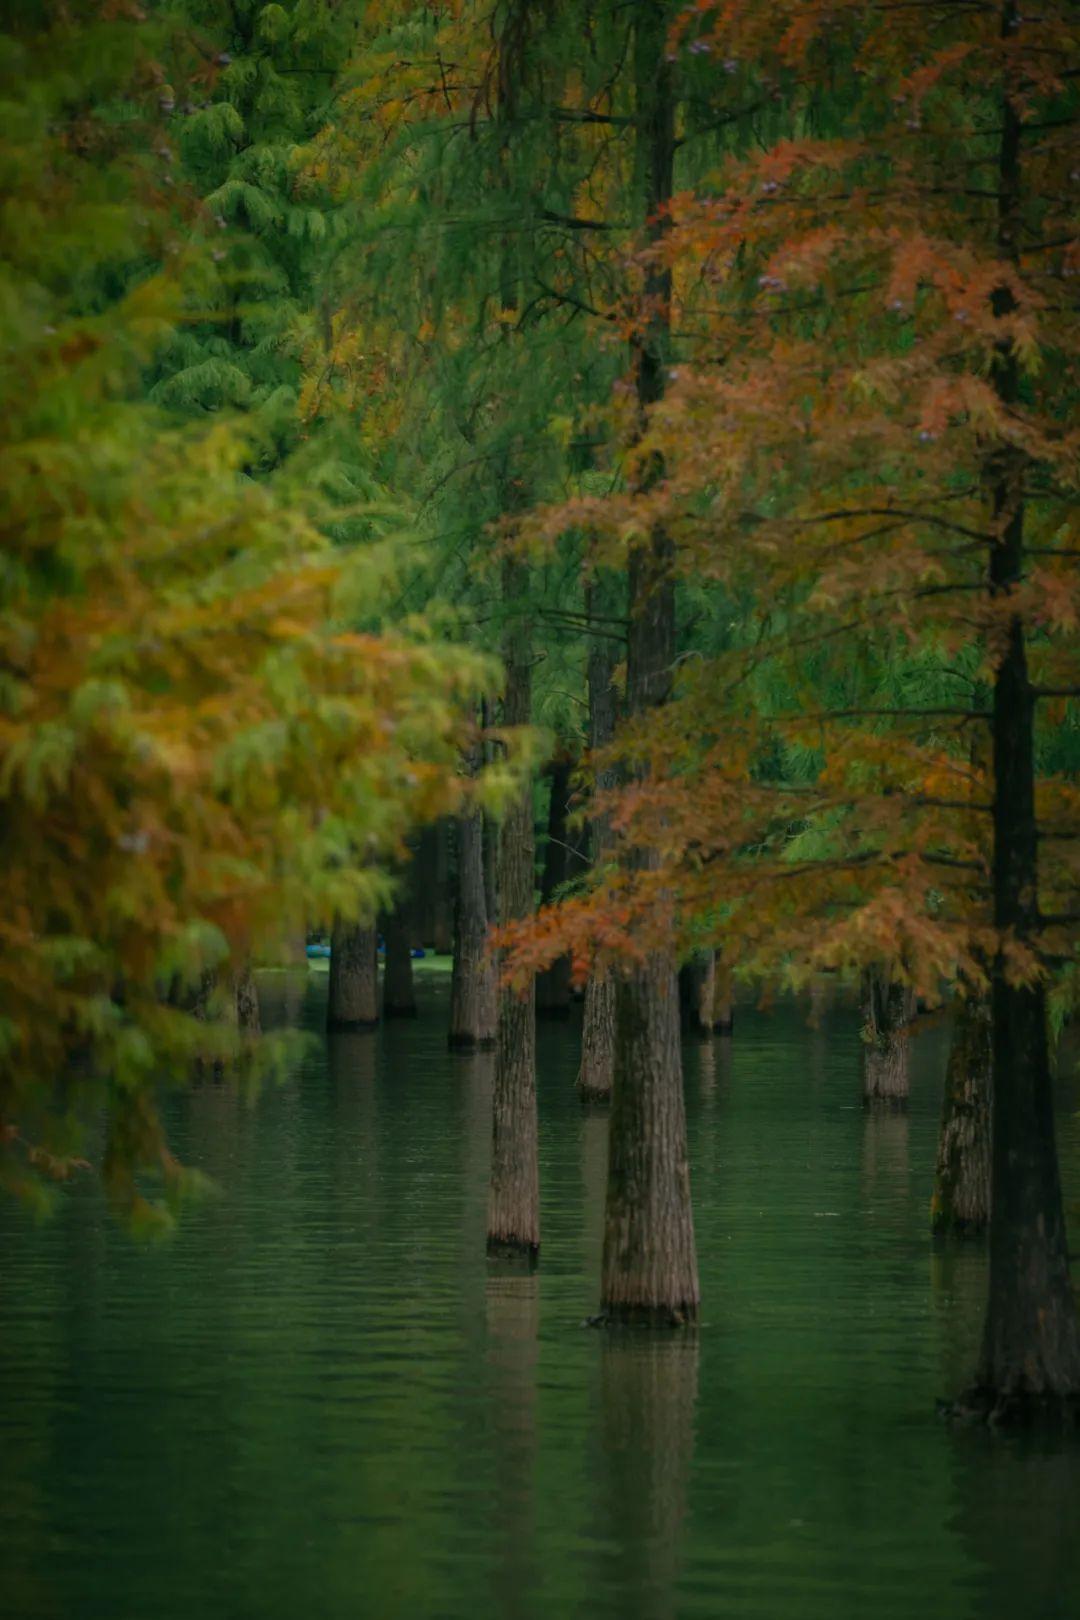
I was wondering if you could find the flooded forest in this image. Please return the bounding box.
[2,3,1080,1618]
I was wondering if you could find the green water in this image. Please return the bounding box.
[3,970,1080,1620]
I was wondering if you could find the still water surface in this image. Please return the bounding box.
[3,968,1080,1620]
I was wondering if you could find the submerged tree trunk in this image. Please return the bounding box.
[449,779,497,1050]
[861,968,915,1105]
[382,903,417,1019]
[535,754,573,1018]
[962,29,1080,1421]
[600,6,699,1325]
[327,918,379,1032]
[679,953,715,1040]
[487,566,539,1259]
[578,587,620,1102]
[932,994,991,1236]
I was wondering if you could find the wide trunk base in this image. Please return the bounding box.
[448,1030,496,1051]
[326,1016,378,1034]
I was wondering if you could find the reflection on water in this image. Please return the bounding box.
[2,974,1079,1620]
[596,1333,699,1620]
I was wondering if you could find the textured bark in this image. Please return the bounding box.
[579,974,617,1105]
[535,755,573,1018]
[960,21,1080,1422]
[449,789,497,1050]
[679,953,715,1040]
[487,569,539,1259]
[599,2,699,1324]
[603,955,699,1322]
[382,904,417,1019]
[860,968,915,1105]
[234,966,260,1033]
[577,587,620,1102]
[326,918,379,1032]
[932,995,992,1237]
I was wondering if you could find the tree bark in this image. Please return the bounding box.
[600,2,699,1324]
[487,564,540,1259]
[679,953,715,1041]
[535,754,574,1018]
[382,903,417,1019]
[578,583,620,1102]
[860,967,914,1105]
[961,8,1080,1421]
[234,965,260,1033]
[932,994,991,1237]
[449,775,497,1050]
[327,918,379,1032]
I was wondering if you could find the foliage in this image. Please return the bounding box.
[0,0,502,1225]
[499,0,1080,1007]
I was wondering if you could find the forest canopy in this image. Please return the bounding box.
[1,0,1079,1422]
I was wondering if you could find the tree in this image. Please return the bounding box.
[504,0,1080,1411]
[449,736,497,1049]
[0,0,493,1227]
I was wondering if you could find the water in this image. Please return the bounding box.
[3,967,1080,1620]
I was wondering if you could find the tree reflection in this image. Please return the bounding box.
[485,1269,540,1613]
[596,1331,700,1620]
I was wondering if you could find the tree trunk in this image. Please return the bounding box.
[487,564,539,1260]
[860,968,914,1105]
[714,953,734,1035]
[577,584,620,1102]
[679,953,715,1040]
[234,965,260,1033]
[327,918,379,1032]
[415,824,437,947]
[382,903,417,1019]
[932,994,991,1236]
[433,819,454,955]
[605,952,698,1323]
[962,18,1080,1420]
[449,784,497,1050]
[600,4,699,1324]
[481,697,500,929]
[535,754,573,1018]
